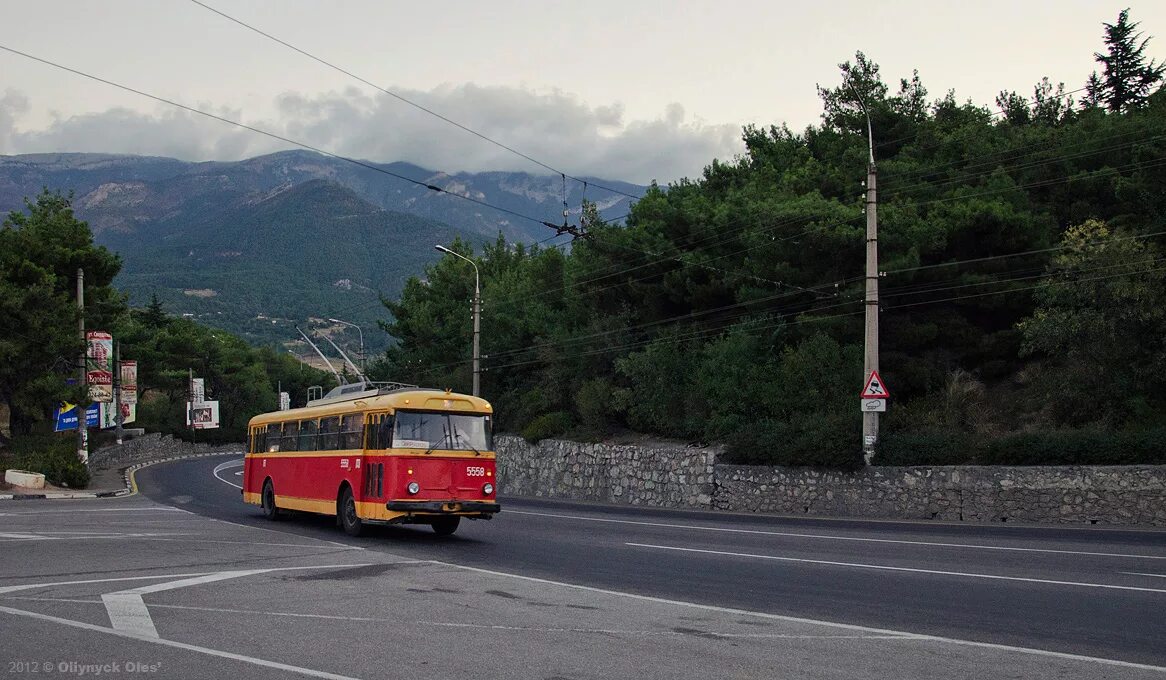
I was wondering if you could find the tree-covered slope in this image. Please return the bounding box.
[378,16,1166,465]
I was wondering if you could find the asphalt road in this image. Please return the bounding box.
[1,453,1163,679]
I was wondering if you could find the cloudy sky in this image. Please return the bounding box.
[2,0,1164,183]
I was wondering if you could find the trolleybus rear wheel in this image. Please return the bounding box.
[431,516,460,536]
[339,487,363,537]
[261,480,280,520]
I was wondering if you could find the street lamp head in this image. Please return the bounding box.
[435,245,453,254]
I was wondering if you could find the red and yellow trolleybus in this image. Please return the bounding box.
[242,383,499,536]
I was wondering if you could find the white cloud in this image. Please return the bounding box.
[0,84,744,184]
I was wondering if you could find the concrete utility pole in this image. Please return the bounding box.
[76,268,88,466]
[435,245,481,396]
[851,82,881,463]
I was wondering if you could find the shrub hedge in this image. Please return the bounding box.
[874,428,1166,466]
[521,411,574,443]
[1,434,90,488]
[723,414,864,470]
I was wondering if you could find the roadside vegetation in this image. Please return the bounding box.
[376,10,1166,467]
[0,191,334,485]
[2,11,1162,474]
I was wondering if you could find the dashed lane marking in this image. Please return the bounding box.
[0,595,918,640]
[507,509,1166,561]
[626,543,1166,594]
[0,507,188,515]
[430,559,1166,674]
[0,532,195,543]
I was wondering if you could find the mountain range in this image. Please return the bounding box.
[0,151,646,349]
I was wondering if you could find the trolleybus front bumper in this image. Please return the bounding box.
[386,500,501,514]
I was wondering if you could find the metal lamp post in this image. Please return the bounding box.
[435,245,480,396]
[327,317,365,376]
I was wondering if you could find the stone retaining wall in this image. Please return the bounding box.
[91,433,242,470]
[496,435,1166,526]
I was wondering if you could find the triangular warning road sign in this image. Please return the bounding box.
[861,370,890,399]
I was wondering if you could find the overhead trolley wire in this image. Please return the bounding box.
[187,0,642,204]
[0,43,584,237]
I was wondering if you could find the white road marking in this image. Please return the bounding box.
[0,572,217,595]
[431,560,1166,673]
[0,596,916,641]
[0,532,195,543]
[212,459,245,489]
[0,507,187,515]
[0,563,373,597]
[103,570,272,637]
[132,537,364,549]
[1123,572,1166,579]
[508,509,1166,561]
[206,517,362,550]
[627,543,1166,594]
[0,604,361,680]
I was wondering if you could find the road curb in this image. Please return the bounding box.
[0,451,243,501]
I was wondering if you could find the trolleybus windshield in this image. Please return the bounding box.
[393,410,492,451]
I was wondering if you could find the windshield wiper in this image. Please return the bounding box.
[424,423,452,455]
[454,431,482,456]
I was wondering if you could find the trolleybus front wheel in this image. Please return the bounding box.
[431,516,460,536]
[339,487,364,537]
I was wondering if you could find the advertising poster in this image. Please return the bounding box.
[120,360,138,404]
[186,400,220,429]
[99,402,136,430]
[86,330,113,402]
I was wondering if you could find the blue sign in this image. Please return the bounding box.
[53,404,99,432]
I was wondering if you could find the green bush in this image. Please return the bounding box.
[723,414,864,469]
[2,434,90,488]
[872,427,1166,466]
[978,429,1166,465]
[874,430,975,465]
[521,411,573,443]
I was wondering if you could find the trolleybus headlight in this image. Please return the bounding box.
[482,483,494,495]
[407,481,420,495]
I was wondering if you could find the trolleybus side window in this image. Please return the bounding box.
[298,419,318,451]
[319,416,339,450]
[266,424,281,452]
[340,414,363,450]
[378,414,394,449]
[282,421,300,452]
[249,427,262,454]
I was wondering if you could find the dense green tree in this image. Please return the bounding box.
[1094,9,1164,112]
[1017,219,1166,425]
[375,15,1166,464]
[0,191,122,435]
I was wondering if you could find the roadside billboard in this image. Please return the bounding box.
[187,400,220,429]
[53,403,99,431]
[86,331,113,402]
[120,360,138,404]
[99,402,136,430]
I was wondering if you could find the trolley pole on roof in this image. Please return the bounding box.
[435,245,481,396]
[850,80,880,464]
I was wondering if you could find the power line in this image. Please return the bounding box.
[885,262,1166,311]
[884,133,1165,197]
[0,43,590,240]
[186,0,642,204]
[883,228,1166,277]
